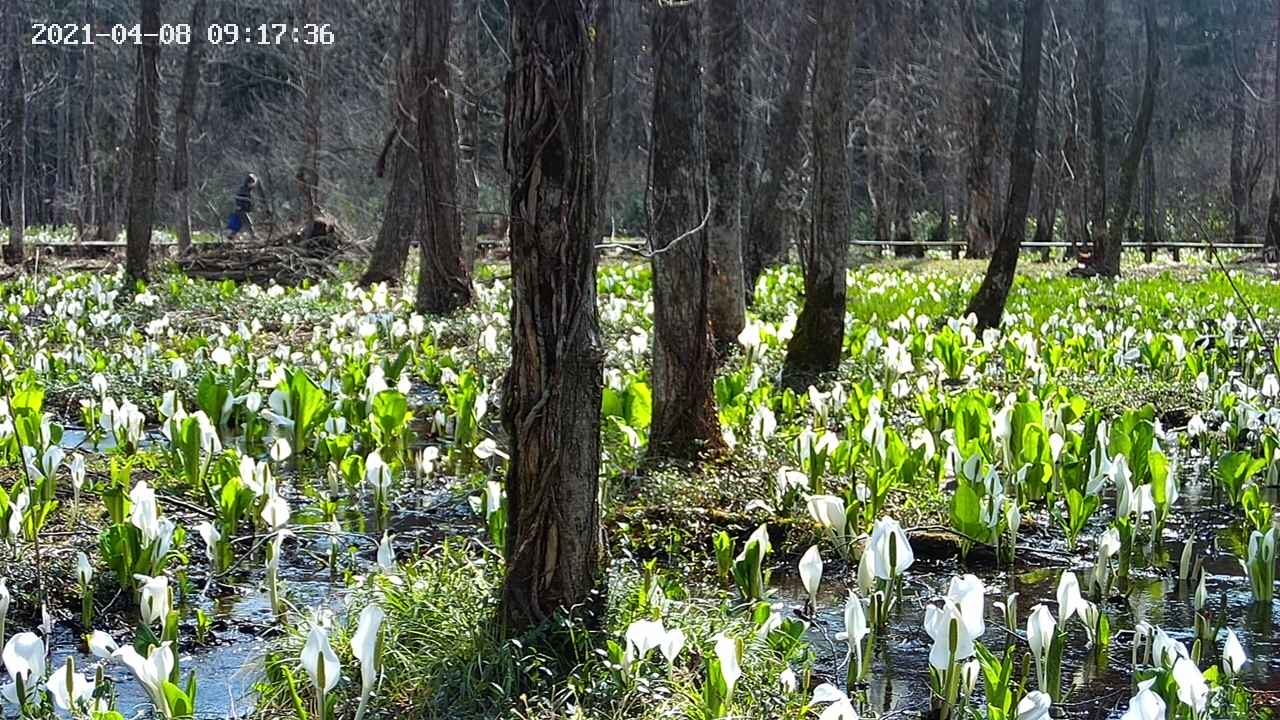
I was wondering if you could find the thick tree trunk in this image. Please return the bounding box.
[964,0,1045,328]
[743,0,819,301]
[704,0,747,349]
[361,1,421,288]
[501,0,604,636]
[781,0,855,389]
[172,0,208,255]
[124,0,161,282]
[413,0,472,315]
[1098,0,1158,278]
[300,0,322,223]
[1087,0,1108,260]
[648,0,723,460]
[5,1,28,266]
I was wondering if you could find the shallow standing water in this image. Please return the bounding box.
[785,454,1280,719]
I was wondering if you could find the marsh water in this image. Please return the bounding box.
[43,434,1280,719]
[788,452,1280,719]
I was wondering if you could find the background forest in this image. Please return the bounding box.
[5,0,1280,260]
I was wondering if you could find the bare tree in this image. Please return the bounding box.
[1086,0,1107,258]
[4,0,28,266]
[360,0,423,287]
[704,0,747,349]
[1096,0,1158,277]
[501,0,604,634]
[124,0,161,282]
[963,0,1007,259]
[781,0,855,387]
[965,0,1046,328]
[648,0,723,459]
[172,0,208,254]
[299,0,323,223]
[413,0,472,314]
[743,0,818,300]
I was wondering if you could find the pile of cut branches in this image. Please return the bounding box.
[176,216,357,285]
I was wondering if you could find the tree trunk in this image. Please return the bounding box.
[1230,83,1249,245]
[964,0,1005,259]
[704,0,748,349]
[648,0,723,460]
[743,0,819,301]
[1098,0,1158,278]
[593,0,614,246]
[1266,0,1280,258]
[300,0,322,223]
[964,0,1046,329]
[1033,140,1061,261]
[124,0,161,282]
[501,0,604,636]
[172,0,208,255]
[360,0,422,287]
[361,133,421,286]
[1142,135,1157,262]
[413,0,472,315]
[459,0,482,270]
[781,0,855,389]
[1087,0,1108,261]
[81,0,97,242]
[4,0,28,266]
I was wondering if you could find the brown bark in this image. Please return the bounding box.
[743,0,819,301]
[704,0,747,349]
[1087,0,1107,258]
[501,0,603,636]
[360,0,421,288]
[1098,0,1158,278]
[172,0,208,254]
[781,0,855,389]
[413,0,472,315]
[648,0,723,460]
[124,0,161,282]
[965,0,1045,329]
[5,0,28,266]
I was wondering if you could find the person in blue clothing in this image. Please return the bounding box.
[226,173,259,239]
